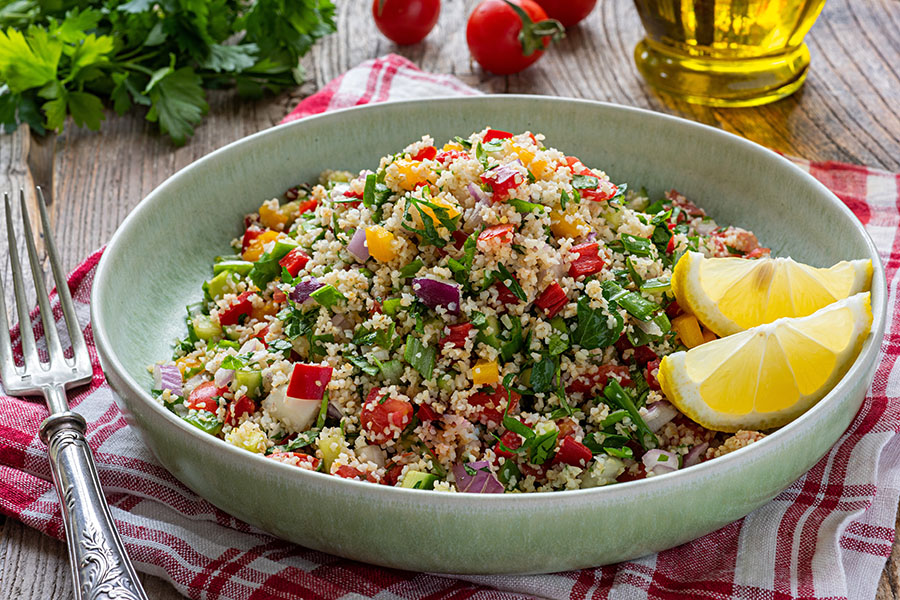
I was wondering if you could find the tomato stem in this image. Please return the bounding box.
[502,0,566,57]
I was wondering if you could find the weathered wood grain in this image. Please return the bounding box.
[1,0,899,597]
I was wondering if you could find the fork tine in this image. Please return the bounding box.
[4,193,40,369]
[0,194,16,383]
[19,189,66,368]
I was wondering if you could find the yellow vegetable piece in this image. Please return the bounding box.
[317,429,348,472]
[366,226,396,262]
[549,206,586,239]
[395,159,433,191]
[242,230,280,262]
[658,293,872,432]
[531,158,550,179]
[509,144,535,165]
[672,313,705,348]
[672,251,873,337]
[472,360,499,385]
[442,142,463,151]
[175,356,202,376]
[259,202,288,230]
[701,327,718,344]
[416,196,461,226]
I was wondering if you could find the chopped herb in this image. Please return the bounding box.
[315,391,329,429]
[725,244,746,256]
[572,174,599,189]
[604,446,633,459]
[571,296,623,350]
[268,339,293,358]
[454,136,473,149]
[346,353,380,376]
[497,459,521,488]
[530,357,557,394]
[310,284,346,309]
[404,335,436,380]
[470,311,488,329]
[508,198,545,214]
[620,233,654,257]
[626,256,644,287]
[600,280,660,321]
[266,429,320,455]
[526,169,536,183]
[362,173,376,208]
[398,259,424,279]
[640,278,671,293]
[528,429,558,465]
[560,189,569,210]
[219,355,246,370]
[382,298,402,316]
[494,263,526,301]
[400,194,460,248]
[603,379,658,450]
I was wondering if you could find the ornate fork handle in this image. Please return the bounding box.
[41,409,148,600]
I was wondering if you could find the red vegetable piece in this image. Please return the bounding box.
[645,359,662,391]
[440,322,474,349]
[666,299,682,318]
[186,381,225,413]
[581,182,617,203]
[451,230,469,249]
[287,363,333,400]
[278,247,311,277]
[334,465,365,480]
[493,281,520,305]
[617,463,648,483]
[255,325,269,347]
[478,223,516,246]
[384,463,405,486]
[298,198,318,214]
[219,291,256,326]
[632,345,658,366]
[666,235,677,255]
[484,129,514,142]
[495,430,522,459]
[360,388,414,444]
[480,165,522,201]
[436,149,467,165]
[534,282,568,318]
[552,435,593,468]
[241,227,263,253]
[568,242,605,278]
[417,403,439,421]
[469,386,520,427]
[225,396,256,426]
[412,146,437,161]
[566,365,633,396]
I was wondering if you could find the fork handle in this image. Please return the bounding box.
[40,410,149,600]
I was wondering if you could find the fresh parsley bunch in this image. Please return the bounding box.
[0,0,336,144]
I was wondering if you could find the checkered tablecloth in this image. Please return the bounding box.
[2,54,900,600]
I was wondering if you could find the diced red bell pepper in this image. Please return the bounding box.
[645,358,662,391]
[186,381,227,413]
[495,430,522,459]
[478,223,516,246]
[225,396,256,426]
[440,322,474,349]
[483,129,513,142]
[412,146,437,161]
[451,230,469,249]
[436,149,467,165]
[469,387,520,427]
[553,436,593,468]
[534,282,568,318]
[527,133,539,146]
[219,291,256,326]
[343,189,363,199]
[298,198,318,214]
[384,463,405,486]
[417,403,439,421]
[255,325,269,347]
[287,363,333,400]
[493,281,520,305]
[278,247,311,277]
[360,387,414,444]
[564,156,580,169]
[568,242,605,278]
[573,168,617,202]
[241,227,263,253]
[334,465,365,479]
[666,235,676,254]
[566,365,633,396]
[632,345,658,366]
[273,290,287,303]
[480,165,522,202]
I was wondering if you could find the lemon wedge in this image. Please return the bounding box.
[658,292,872,432]
[672,252,872,337]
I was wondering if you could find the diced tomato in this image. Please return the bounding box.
[371,299,383,315]
[268,452,320,470]
[451,230,469,249]
[632,345,658,366]
[412,146,437,161]
[255,325,269,347]
[273,290,287,303]
[480,166,522,201]
[645,358,662,391]
[483,129,514,142]
[334,465,365,479]
[436,149,467,165]
[477,223,516,247]
[439,322,474,349]
[186,381,226,413]
[617,463,648,483]
[493,281,520,305]
[665,299,682,318]
[417,403,439,421]
[225,396,256,426]
[286,363,333,400]
[666,235,676,254]
[469,386,520,427]
[343,190,363,199]
[553,436,593,468]
[568,242,604,278]
[573,169,617,202]
[219,291,256,326]
[495,430,522,459]
[384,463,405,486]
[241,227,263,253]
[564,156,580,169]
[566,365,633,396]
[527,133,538,146]
[298,198,318,214]
[278,247,311,277]
[534,282,568,318]
[519,461,549,481]
[360,388,414,444]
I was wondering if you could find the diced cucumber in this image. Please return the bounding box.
[316,429,347,471]
[382,298,402,316]
[271,238,299,261]
[205,271,237,300]
[234,369,262,399]
[476,314,502,349]
[213,260,254,276]
[212,339,240,351]
[378,359,404,383]
[400,470,438,490]
[224,326,242,341]
[192,314,222,341]
[183,410,222,435]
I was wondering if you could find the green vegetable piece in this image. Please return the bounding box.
[497,459,521,488]
[528,429,558,465]
[183,410,222,436]
[640,278,672,293]
[398,259,424,279]
[508,198,545,214]
[404,335,436,380]
[382,298,402,316]
[234,369,262,399]
[248,238,299,288]
[530,357,556,394]
[572,174,599,189]
[571,297,623,350]
[620,233,654,257]
[603,379,658,450]
[316,427,347,471]
[192,314,222,341]
[400,470,438,490]
[204,271,234,300]
[363,172,376,208]
[475,314,502,349]
[376,359,404,383]
[213,260,254,276]
[310,284,346,309]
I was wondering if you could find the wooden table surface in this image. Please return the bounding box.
[1,0,899,597]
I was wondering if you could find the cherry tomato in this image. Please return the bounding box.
[186,381,226,413]
[372,0,441,45]
[533,0,597,27]
[565,365,633,397]
[469,386,520,427]
[466,0,564,75]
[360,388,414,444]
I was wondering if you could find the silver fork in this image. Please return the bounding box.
[1,188,148,600]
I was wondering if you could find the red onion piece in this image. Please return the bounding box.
[290,278,323,304]
[326,399,345,421]
[467,182,490,205]
[452,461,504,493]
[642,449,679,476]
[347,227,370,262]
[683,443,709,468]
[412,277,461,315]
[331,313,352,331]
[214,368,235,387]
[153,363,183,396]
[643,401,679,433]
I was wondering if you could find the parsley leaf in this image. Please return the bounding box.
[571,296,623,349]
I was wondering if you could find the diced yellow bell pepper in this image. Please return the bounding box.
[530,158,550,179]
[417,196,461,226]
[259,201,288,230]
[549,206,586,239]
[442,142,463,151]
[472,360,499,386]
[509,144,535,165]
[175,355,202,376]
[395,159,433,191]
[672,314,705,348]
[366,226,396,262]
[242,230,280,262]
[701,327,718,344]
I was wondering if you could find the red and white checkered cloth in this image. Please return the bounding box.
[2,54,900,600]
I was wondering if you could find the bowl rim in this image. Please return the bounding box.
[91,94,887,505]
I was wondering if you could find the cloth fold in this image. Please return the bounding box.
[2,54,900,600]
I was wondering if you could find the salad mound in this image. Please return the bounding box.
[152,128,771,492]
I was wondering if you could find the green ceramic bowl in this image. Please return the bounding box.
[91,96,886,574]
